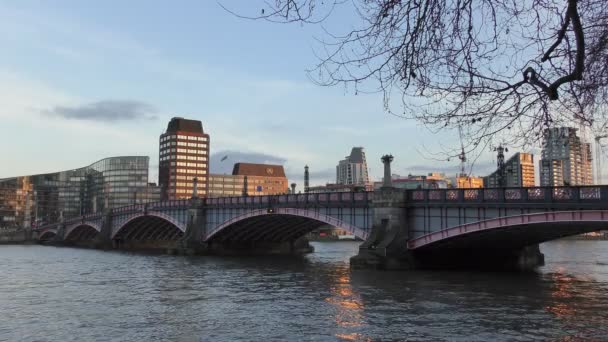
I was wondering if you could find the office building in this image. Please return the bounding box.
[208,163,288,197]
[336,147,369,185]
[159,117,210,199]
[0,156,156,229]
[540,127,593,186]
[484,152,535,187]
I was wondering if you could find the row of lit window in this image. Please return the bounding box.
[171,175,206,181]
[159,141,207,149]
[175,189,207,194]
[174,169,207,175]
[160,135,207,142]
[174,162,206,168]
[160,148,207,155]
[160,155,207,162]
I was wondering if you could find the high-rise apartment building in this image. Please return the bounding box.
[336,147,369,185]
[158,117,210,200]
[540,127,593,186]
[484,152,535,187]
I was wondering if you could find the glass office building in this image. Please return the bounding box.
[0,156,158,229]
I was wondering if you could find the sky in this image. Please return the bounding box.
[0,0,544,186]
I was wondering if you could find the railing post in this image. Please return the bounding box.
[573,186,580,202]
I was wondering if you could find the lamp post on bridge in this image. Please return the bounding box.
[381,154,394,189]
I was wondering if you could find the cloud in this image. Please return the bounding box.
[210,150,288,174]
[45,100,158,122]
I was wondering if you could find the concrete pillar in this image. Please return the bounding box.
[180,197,207,254]
[94,208,114,249]
[304,165,310,193]
[193,177,199,198]
[242,176,248,196]
[350,187,413,270]
[290,183,296,194]
[381,154,394,188]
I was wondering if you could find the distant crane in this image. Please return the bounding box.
[492,144,509,187]
[595,134,608,184]
[458,125,467,177]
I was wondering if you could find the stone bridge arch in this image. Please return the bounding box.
[38,228,58,241]
[112,212,187,241]
[205,208,370,243]
[64,223,101,241]
[408,210,608,251]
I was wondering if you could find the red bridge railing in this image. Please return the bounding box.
[204,191,371,206]
[408,186,606,203]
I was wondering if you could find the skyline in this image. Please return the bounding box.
[0,1,585,186]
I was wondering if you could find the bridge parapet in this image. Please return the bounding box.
[408,186,606,204]
[204,192,371,209]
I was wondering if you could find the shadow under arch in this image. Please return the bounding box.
[112,215,185,242]
[205,208,369,243]
[38,229,57,242]
[409,211,608,251]
[64,224,100,241]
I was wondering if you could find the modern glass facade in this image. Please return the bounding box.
[0,156,158,229]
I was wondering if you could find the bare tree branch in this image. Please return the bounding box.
[225,0,608,151]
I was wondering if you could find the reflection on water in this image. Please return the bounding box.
[324,267,368,341]
[1,240,608,341]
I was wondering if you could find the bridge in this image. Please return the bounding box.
[35,192,372,255]
[32,180,608,269]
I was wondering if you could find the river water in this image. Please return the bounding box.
[1,241,608,341]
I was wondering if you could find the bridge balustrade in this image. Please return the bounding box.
[408,186,606,203]
[203,191,371,208]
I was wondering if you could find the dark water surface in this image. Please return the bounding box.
[2,241,608,341]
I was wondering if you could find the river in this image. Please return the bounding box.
[1,241,608,341]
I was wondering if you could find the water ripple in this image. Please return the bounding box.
[2,241,608,341]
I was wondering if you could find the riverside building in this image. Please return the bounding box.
[208,163,288,197]
[0,156,157,229]
[484,152,536,188]
[540,127,593,186]
[159,117,210,199]
[336,147,370,186]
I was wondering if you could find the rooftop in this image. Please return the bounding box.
[232,163,286,178]
[165,117,204,134]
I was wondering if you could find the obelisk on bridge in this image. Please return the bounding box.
[381,154,394,188]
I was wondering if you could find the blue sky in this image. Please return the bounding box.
[0,1,509,186]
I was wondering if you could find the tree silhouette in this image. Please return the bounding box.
[223,0,608,155]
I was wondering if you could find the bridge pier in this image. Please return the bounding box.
[178,198,207,255]
[350,188,415,270]
[93,209,113,249]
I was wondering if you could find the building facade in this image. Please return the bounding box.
[540,127,593,186]
[336,147,370,185]
[484,152,536,188]
[456,176,484,188]
[0,156,156,229]
[307,183,373,193]
[159,117,210,200]
[373,173,452,190]
[208,163,288,197]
